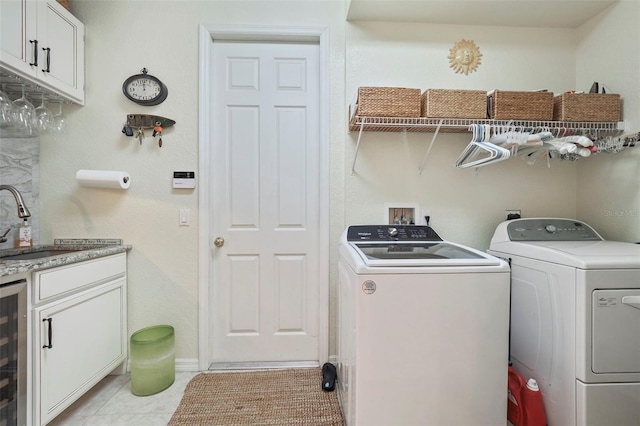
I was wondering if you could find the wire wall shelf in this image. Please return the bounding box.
[349,116,623,133]
[348,116,625,174]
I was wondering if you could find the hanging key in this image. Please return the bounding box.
[136,127,145,145]
[122,122,133,137]
[153,121,163,148]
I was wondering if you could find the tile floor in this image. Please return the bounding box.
[48,372,199,426]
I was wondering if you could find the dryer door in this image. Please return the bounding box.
[592,289,640,373]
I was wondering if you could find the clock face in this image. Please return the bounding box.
[122,72,168,106]
[126,77,161,101]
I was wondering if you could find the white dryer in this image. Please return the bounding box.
[489,218,640,426]
[337,225,511,426]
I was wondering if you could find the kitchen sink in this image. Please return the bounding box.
[0,249,80,261]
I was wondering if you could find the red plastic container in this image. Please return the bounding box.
[508,366,546,426]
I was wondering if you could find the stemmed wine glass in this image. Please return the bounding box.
[13,85,36,136]
[52,102,67,134]
[34,93,54,133]
[0,86,17,129]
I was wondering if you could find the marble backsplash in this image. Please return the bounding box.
[0,136,40,249]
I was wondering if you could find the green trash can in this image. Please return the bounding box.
[130,325,175,396]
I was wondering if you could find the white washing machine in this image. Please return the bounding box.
[488,218,640,426]
[337,225,511,426]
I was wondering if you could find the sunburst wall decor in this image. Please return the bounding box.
[448,39,482,75]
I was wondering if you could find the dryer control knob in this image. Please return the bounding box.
[545,224,557,233]
[387,227,399,237]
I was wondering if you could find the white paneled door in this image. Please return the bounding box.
[210,40,320,365]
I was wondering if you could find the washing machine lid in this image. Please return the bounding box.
[351,241,503,267]
[344,225,502,267]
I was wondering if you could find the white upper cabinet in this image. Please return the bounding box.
[0,0,85,104]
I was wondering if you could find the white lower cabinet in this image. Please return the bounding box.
[30,254,127,425]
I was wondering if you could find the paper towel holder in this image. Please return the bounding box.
[76,170,131,190]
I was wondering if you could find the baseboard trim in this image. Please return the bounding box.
[176,358,200,372]
[209,361,320,371]
[121,358,330,374]
[121,358,201,373]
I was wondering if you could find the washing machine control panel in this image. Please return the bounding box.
[507,219,602,241]
[347,225,442,241]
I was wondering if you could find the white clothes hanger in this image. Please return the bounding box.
[455,124,511,169]
[557,135,593,147]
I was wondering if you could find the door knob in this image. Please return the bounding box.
[214,237,225,247]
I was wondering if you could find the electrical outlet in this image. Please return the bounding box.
[422,209,432,225]
[505,210,521,220]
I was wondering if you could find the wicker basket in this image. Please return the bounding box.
[421,89,487,118]
[553,93,621,122]
[488,90,554,120]
[354,87,421,117]
[57,0,71,12]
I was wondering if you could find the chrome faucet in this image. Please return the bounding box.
[0,185,31,218]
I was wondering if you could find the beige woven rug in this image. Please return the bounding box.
[168,368,343,425]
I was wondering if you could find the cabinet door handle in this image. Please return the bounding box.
[42,318,53,349]
[29,40,38,66]
[42,47,51,73]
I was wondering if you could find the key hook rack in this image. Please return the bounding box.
[125,114,175,129]
[122,114,176,148]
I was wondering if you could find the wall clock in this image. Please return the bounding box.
[122,68,168,106]
[448,39,482,75]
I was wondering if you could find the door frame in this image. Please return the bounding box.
[197,24,330,371]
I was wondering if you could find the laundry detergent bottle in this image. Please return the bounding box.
[522,378,546,426]
[507,366,546,426]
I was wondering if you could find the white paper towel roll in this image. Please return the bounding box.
[76,170,131,189]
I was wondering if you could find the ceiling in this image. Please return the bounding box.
[346,0,619,28]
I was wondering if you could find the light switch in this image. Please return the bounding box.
[179,209,190,226]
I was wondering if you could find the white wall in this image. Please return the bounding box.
[345,21,580,249]
[37,0,639,366]
[39,0,346,366]
[575,1,640,243]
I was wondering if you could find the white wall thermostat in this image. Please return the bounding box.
[173,171,196,189]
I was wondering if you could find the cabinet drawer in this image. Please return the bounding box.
[35,254,126,302]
